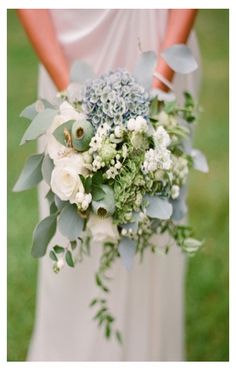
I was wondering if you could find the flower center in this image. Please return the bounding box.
[76,127,84,139]
[97,207,107,217]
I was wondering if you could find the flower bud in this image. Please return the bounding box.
[92,185,115,217]
[71,119,94,152]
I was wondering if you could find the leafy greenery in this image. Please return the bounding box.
[7,9,228,361]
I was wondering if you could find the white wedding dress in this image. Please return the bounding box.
[27,9,201,361]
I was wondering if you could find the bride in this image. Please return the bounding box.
[17,9,200,361]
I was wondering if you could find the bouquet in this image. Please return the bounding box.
[13,45,208,344]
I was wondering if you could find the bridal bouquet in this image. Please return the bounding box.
[14,45,208,344]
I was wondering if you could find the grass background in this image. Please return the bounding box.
[7,9,229,361]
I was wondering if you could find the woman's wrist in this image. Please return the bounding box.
[152,58,174,92]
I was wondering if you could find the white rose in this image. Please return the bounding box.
[51,164,84,203]
[87,213,119,244]
[54,151,89,177]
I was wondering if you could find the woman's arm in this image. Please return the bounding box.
[17,9,69,91]
[153,9,198,91]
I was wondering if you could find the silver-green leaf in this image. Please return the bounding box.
[118,238,136,271]
[58,204,84,240]
[70,60,95,84]
[13,153,44,192]
[133,51,157,90]
[41,154,54,185]
[20,108,57,145]
[161,44,198,74]
[31,213,57,258]
[20,99,55,120]
[145,196,173,220]
[191,149,209,173]
[53,120,75,145]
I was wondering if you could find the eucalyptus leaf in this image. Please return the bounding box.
[13,153,44,192]
[171,186,188,221]
[65,250,74,267]
[50,202,58,215]
[53,120,75,145]
[54,195,67,211]
[118,238,136,271]
[20,102,38,120]
[53,245,65,254]
[191,149,209,173]
[161,44,198,74]
[92,171,103,186]
[182,238,203,253]
[70,60,95,84]
[45,189,55,206]
[20,108,57,145]
[145,195,173,220]
[31,213,57,258]
[58,204,84,240]
[49,250,58,262]
[41,154,54,185]
[133,51,157,90]
[92,186,106,201]
[20,99,55,120]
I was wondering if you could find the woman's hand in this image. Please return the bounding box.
[152,9,198,92]
[17,9,69,91]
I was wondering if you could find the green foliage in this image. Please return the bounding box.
[53,119,75,145]
[41,154,54,185]
[58,203,84,241]
[20,108,57,145]
[65,250,74,267]
[13,153,44,192]
[31,213,57,258]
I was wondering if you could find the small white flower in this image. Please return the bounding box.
[75,192,85,203]
[121,228,127,236]
[153,126,171,148]
[106,166,118,179]
[89,136,103,152]
[127,118,136,131]
[114,125,123,138]
[122,144,128,158]
[81,200,89,210]
[115,161,122,169]
[97,122,110,137]
[171,185,180,199]
[135,116,148,132]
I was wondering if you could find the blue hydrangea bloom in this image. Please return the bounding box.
[82,68,150,128]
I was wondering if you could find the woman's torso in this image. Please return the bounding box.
[49,9,169,74]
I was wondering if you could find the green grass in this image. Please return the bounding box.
[7,9,229,361]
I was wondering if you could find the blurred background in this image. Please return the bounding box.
[7,9,229,361]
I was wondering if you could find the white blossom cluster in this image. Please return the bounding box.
[142,126,172,174]
[171,156,189,185]
[75,192,92,211]
[127,116,148,133]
